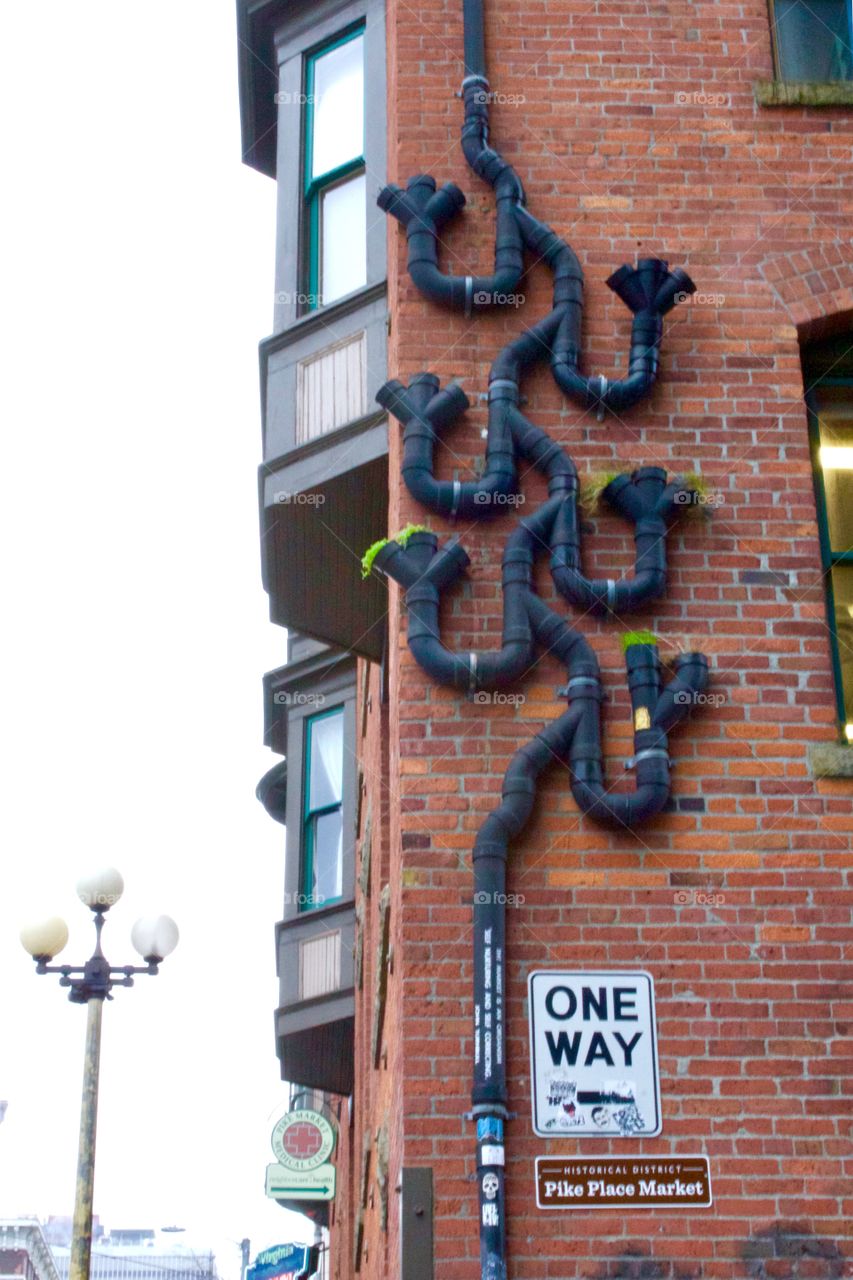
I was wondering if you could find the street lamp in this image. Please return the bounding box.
[21,868,178,1280]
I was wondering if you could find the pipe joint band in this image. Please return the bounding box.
[488,378,519,402]
[467,652,479,697]
[624,748,671,771]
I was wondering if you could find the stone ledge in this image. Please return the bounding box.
[808,742,853,778]
[754,79,853,107]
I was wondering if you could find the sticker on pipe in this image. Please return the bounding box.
[528,970,661,1137]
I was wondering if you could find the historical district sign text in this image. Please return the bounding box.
[536,1157,712,1209]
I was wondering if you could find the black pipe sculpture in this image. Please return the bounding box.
[372,4,712,1277]
[378,53,694,413]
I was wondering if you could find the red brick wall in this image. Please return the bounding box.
[338,0,853,1275]
[333,659,402,1278]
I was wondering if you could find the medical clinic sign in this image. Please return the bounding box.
[528,970,661,1137]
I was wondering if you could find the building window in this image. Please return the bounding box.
[806,357,853,742]
[302,706,345,909]
[296,331,368,444]
[770,0,853,80]
[304,27,367,309]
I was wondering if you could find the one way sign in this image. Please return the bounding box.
[528,970,661,1138]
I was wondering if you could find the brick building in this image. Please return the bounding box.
[239,0,852,1276]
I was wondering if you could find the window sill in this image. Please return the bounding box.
[754,79,853,107]
[267,279,387,352]
[263,408,387,475]
[277,899,357,933]
[808,741,853,778]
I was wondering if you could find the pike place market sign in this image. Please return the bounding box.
[536,1157,713,1209]
[528,970,661,1137]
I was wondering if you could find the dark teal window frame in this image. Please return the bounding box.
[302,24,366,311]
[805,375,853,741]
[768,0,853,81]
[301,705,345,911]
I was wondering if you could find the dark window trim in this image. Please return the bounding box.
[762,0,853,96]
[302,23,366,311]
[805,375,853,741]
[266,649,358,921]
[271,0,385,336]
[301,704,346,912]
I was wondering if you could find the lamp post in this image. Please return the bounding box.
[21,868,179,1280]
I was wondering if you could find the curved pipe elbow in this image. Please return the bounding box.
[551,567,611,614]
[475,641,535,689]
[551,360,594,406]
[553,560,665,616]
[556,569,666,615]
[612,569,667,611]
[600,371,656,414]
[409,260,524,313]
[570,779,671,829]
[401,467,517,520]
[408,636,474,691]
[408,260,471,311]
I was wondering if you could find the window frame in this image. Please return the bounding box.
[301,703,346,911]
[805,374,853,741]
[768,0,853,82]
[302,23,367,311]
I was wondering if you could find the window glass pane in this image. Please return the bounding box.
[320,174,367,304]
[311,809,343,904]
[311,34,364,179]
[774,0,853,80]
[830,565,853,735]
[815,385,853,552]
[308,710,344,811]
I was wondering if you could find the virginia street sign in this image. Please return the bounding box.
[265,1161,337,1201]
[247,1244,318,1280]
[536,1156,712,1209]
[528,970,661,1137]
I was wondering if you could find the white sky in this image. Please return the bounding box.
[0,1,313,1270]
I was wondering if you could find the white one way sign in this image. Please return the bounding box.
[528,970,661,1138]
